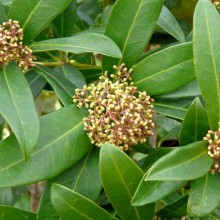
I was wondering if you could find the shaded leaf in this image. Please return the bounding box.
[193,0,220,130]
[35,65,75,106]
[30,33,122,58]
[156,195,188,217]
[51,184,117,220]
[145,141,213,181]
[0,63,39,159]
[0,2,7,23]
[188,173,220,217]
[8,0,72,43]
[0,188,12,205]
[100,143,155,220]
[0,105,91,187]
[0,205,35,220]
[102,0,164,71]
[180,97,210,146]
[157,6,185,42]
[37,148,101,220]
[132,42,195,96]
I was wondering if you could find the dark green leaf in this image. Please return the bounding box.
[100,143,155,220]
[0,105,91,187]
[102,0,164,71]
[157,6,185,42]
[193,0,220,130]
[51,184,117,220]
[0,205,36,220]
[180,97,210,146]
[37,148,101,220]
[26,70,46,98]
[188,173,220,217]
[0,63,39,159]
[35,65,75,106]
[54,64,86,89]
[132,42,195,96]
[52,0,77,37]
[132,179,185,206]
[8,0,72,43]
[145,141,213,181]
[156,195,188,217]
[30,33,122,58]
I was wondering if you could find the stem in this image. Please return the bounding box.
[33,61,64,67]
[45,51,60,61]
[69,60,101,69]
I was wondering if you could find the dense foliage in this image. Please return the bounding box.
[0,0,219,219]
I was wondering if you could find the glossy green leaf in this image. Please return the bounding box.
[180,97,210,146]
[132,42,195,95]
[30,33,122,58]
[51,184,117,220]
[193,0,220,130]
[157,6,185,42]
[145,141,213,181]
[188,173,220,217]
[26,70,46,98]
[0,63,39,159]
[0,206,36,220]
[100,143,155,220]
[37,148,101,220]
[0,105,91,187]
[52,0,77,37]
[35,65,76,106]
[8,0,72,43]
[132,179,185,206]
[156,195,188,217]
[102,0,164,71]
[54,65,86,89]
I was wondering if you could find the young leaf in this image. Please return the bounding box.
[156,195,188,218]
[132,179,185,206]
[37,148,101,220]
[35,65,76,106]
[145,141,213,181]
[0,206,36,220]
[188,173,220,217]
[51,184,118,220]
[193,0,220,130]
[100,143,155,220]
[30,33,122,58]
[0,105,92,187]
[180,97,210,146]
[157,6,185,43]
[132,42,195,96]
[0,63,39,160]
[8,0,72,43]
[102,0,164,71]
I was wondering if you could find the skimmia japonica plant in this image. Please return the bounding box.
[0,0,220,219]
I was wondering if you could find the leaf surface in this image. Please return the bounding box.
[194,0,220,130]
[8,0,72,43]
[0,105,91,187]
[30,33,122,58]
[102,0,164,71]
[145,141,213,181]
[51,184,117,220]
[100,143,155,220]
[0,63,39,159]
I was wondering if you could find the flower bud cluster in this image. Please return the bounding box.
[0,19,36,71]
[214,1,220,11]
[204,125,220,174]
[73,64,155,150]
